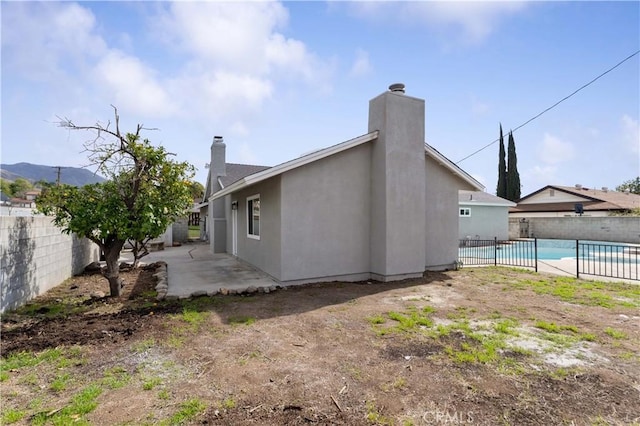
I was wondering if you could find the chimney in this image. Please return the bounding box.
[601,187,608,192]
[210,136,226,191]
[575,184,582,190]
[368,83,426,279]
[388,83,405,94]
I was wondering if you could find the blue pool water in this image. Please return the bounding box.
[460,239,637,261]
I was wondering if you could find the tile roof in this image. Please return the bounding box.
[511,185,640,213]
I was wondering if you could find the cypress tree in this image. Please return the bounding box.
[496,124,507,198]
[506,131,521,201]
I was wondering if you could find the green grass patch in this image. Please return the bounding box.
[367,314,385,325]
[534,320,580,334]
[221,397,236,409]
[102,366,131,389]
[365,401,393,425]
[162,398,207,425]
[228,315,256,326]
[142,376,163,391]
[604,327,627,340]
[494,318,520,335]
[33,384,104,425]
[50,373,71,392]
[384,306,434,333]
[1,408,26,424]
[507,275,640,308]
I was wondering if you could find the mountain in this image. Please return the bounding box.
[0,163,105,186]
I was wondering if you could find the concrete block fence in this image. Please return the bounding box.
[509,217,640,244]
[0,216,99,313]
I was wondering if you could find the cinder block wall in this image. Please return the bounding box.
[0,216,99,313]
[508,217,640,244]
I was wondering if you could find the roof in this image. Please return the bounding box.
[209,132,484,201]
[219,163,271,188]
[511,185,640,213]
[459,190,516,207]
[210,131,379,201]
[425,144,484,191]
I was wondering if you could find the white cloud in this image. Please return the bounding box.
[93,50,175,117]
[1,2,106,80]
[537,133,575,165]
[349,48,372,77]
[155,2,332,87]
[621,114,640,154]
[349,1,529,44]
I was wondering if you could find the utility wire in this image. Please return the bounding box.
[456,49,640,164]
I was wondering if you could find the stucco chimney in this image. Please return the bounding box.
[210,136,226,177]
[368,83,426,280]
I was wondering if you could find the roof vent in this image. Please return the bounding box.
[389,83,405,94]
[575,184,582,189]
[601,187,608,192]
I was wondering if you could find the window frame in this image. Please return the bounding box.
[247,194,260,240]
[459,207,471,217]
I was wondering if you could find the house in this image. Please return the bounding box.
[459,191,516,240]
[200,162,270,243]
[510,185,640,218]
[206,84,484,285]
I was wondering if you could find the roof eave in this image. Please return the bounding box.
[425,144,484,191]
[209,131,379,201]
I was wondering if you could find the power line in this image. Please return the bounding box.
[456,49,640,164]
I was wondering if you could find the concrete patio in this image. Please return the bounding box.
[123,242,278,298]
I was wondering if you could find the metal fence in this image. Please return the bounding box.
[458,238,537,271]
[577,241,639,281]
[458,238,639,281]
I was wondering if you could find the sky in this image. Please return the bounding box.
[1,1,639,197]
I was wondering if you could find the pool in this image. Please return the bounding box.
[460,239,639,261]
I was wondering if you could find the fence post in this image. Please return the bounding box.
[576,239,580,279]
[534,238,538,273]
[494,237,498,266]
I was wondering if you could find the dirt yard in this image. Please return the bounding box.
[1,266,639,425]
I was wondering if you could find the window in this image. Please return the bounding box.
[247,194,260,239]
[459,208,471,217]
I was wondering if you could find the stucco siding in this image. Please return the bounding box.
[368,91,427,279]
[459,205,510,240]
[231,177,282,281]
[425,156,476,269]
[280,143,372,282]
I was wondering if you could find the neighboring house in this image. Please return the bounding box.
[7,189,41,209]
[9,198,36,208]
[206,84,484,285]
[24,190,40,201]
[459,191,516,240]
[510,185,640,218]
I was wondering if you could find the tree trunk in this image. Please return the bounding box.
[103,240,126,297]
